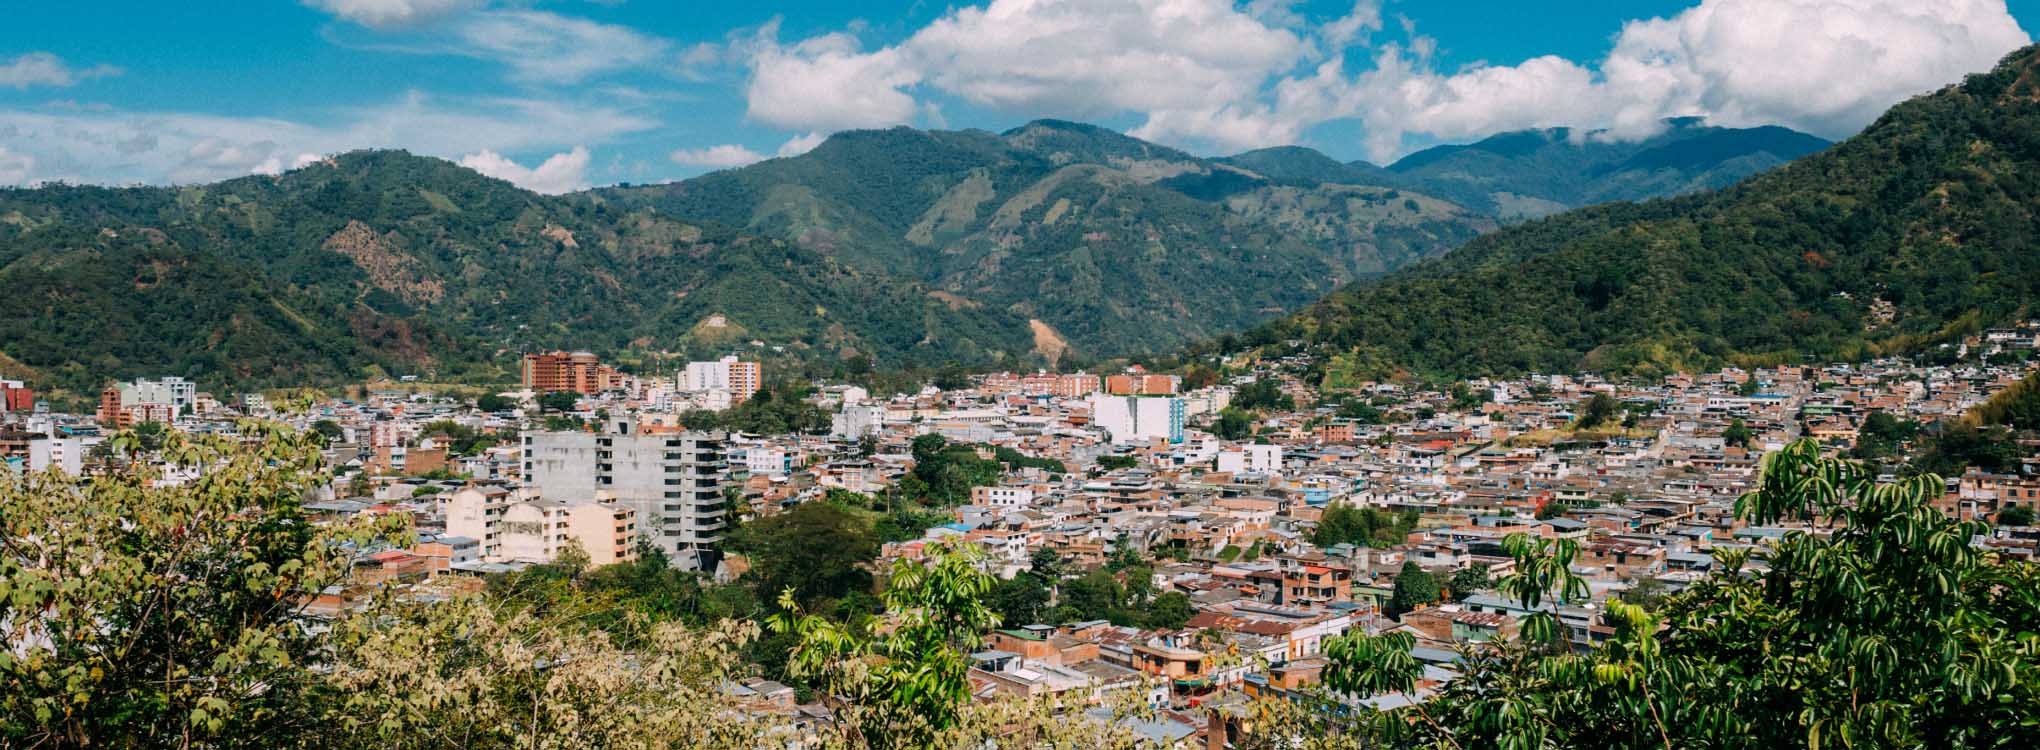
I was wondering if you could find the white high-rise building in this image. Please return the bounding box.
[520,423,730,571]
[680,355,762,409]
[120,377,196,416]
[1088,395,1185,445]
[832,403,887,439]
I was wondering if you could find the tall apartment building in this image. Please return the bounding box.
[1053,372,1102,399]
[522,351,622,395]
[521,421,730,571]
[97,377,194,426]
[1089,394,1186,445]
[832,402,887,439]
[681,355,762,406]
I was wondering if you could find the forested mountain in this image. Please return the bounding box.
[1235,45,2040,384]
[589,120,1494,361]
[1384,118,1831,219]
[0,152,1037,395]
[0,109,1836,396]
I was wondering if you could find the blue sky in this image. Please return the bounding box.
[2,1,2034,192]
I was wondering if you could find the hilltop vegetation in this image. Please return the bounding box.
[0,111,1833,396]
[1227,45,2040,382]
[0,151,1036,395]
[590,120,1495,362]
[1385,118,1830,219]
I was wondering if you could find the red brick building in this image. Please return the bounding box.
[521,351,621,395]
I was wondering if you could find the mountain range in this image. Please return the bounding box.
[1236,45,2040,383]
[0,102,1835,396]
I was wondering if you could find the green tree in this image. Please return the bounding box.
[1060,569,1128,624]
[0,422,406,747]
[1027,547,1068,582]
[311,418,344,441]
[1212,408,1253,439]
[537,390,580,413]
[725,501,879,610]
[1723,417,1753,448]
[1095,454,1138,471]
[1386,560,1440,616]
[1145,592,1195,630]
[1233,379,1295,412]
[1998,504,2036,527]
[1447,564,1492,602]
[1851,410,1917,459]
[475,392,514,412]
[771,541,1000,750]
[988,574,1051,627]
[1575,393,1618,430]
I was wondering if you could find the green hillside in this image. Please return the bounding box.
[1386,118,1831,219]
[0,152,1035,395]
[0,111,1839,397]
[1236,45,2040,382]
[590,120,1496,361]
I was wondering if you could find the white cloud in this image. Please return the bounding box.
[451,10,671,84]
[734,0,2029,159]
[1272,0,2032,161]
[738,0,1301,136]
[1318,1,1382,52]
[668,143,766,169]
[776,132,827,157]
[741,24,922,132]
[907,0,1301,117]
[304,0,479,29]
[458,146,591,193]
[0,52,123,89]
[318,7,670,84]
[0,92,652,186]
[0,147,34,185]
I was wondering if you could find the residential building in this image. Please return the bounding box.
[682,355,763,406]
[832,402,887,439]
[1090,395,1185,444]
[1054,373,1102,398]
[521,422,730,570]
[496,497,639,566]
[522,351,621,395]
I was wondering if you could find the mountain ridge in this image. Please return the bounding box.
[1223,44,2040,383]
[0,110,1837,396]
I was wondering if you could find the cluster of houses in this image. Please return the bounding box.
[9,323,2040,743]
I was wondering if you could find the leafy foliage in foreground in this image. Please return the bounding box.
[1324,439,2040,749]
[0,423,405,747]
[1235,45,2040,381]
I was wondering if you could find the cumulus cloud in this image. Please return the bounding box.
[303,0,479,29]
[736,0,2029,159]
[0,52,123,89]
[458,146,591,193]
[668,143,766,169]
[0,92,652,186]
[1264,0,2035,160]
[741,24,922,132]
[776,132,828,157]
[738,0,1299,136]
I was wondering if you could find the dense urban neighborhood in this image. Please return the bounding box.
[9,7,2040,747]
[9,317,2040,745]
